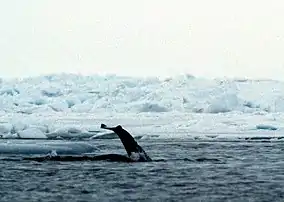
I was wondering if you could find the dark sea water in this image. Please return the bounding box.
[0,139,284,202]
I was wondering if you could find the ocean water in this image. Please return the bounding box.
[1,74,284,201]
[1,138,283,202]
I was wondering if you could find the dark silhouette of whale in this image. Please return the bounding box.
[24,124,152,162]
[100,124,152,162]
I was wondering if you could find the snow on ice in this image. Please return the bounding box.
[0,73,283,141]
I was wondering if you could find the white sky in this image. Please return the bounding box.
[0,0,284,79]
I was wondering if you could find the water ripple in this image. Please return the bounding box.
[0,140,283,202]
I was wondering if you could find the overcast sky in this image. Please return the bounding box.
[0,0,284,79]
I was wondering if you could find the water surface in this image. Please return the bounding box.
[0,139,283,202]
